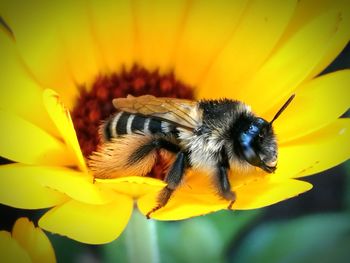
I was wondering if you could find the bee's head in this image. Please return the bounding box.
[234,94,295,173]
[237,117,277,173]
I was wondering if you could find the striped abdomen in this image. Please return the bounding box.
[102,112,178,141]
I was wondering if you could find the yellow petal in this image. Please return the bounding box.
[273,70,350,143]
[233,178,312,209]
[150,168,264,199]
[88,0,134,72]
[54,1,105,89]
[236,9,344,113]
[0,1,80,109]
[277,119,350,178]
[180,169,264,195]
[137,169,299,220]
[137,169,231,219]
[95,176,166,199]
[43,89,87,172]
[198,0,297,98]
[39,198,133,244]
[0,31,59,137]
[0,164,111,205]
[132,0,188,72]
[138,176,311,220]
[12,218,56,263]
[0,164,68,209]
[276,0,350,78]
[308,4,350,78]
[0,110,74,166]
[36,167,114,205]
[0,231,31,263]
[174,0,249,86]
[280,0,337,32]
[137,191,225,221]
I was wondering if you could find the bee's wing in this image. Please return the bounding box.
[113,95,199,130]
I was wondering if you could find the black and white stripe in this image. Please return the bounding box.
[102,112,178,141]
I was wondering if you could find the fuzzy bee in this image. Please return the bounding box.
[89,94,295,218]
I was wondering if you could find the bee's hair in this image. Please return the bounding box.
[89,134,158,178]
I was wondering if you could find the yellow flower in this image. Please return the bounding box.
[0,217,56,263]
[1,0,350,243]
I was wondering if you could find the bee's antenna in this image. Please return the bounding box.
[269,94,295,125]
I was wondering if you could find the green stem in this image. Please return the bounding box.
[125,209,160,263]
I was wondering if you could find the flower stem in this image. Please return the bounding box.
[125,209,160,263]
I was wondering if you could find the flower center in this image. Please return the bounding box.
[71,65,194,178]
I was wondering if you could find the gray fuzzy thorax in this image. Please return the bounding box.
[178,99,252,171]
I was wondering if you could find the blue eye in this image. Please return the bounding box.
[247,124,259,135]
[239,132,261,167]
[236,117,274,173]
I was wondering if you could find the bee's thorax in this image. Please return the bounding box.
[178,99,253,170]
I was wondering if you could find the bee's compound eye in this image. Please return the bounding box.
[248,124,258,134]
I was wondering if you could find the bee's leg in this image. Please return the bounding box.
[128,137,181,164]
[215,149,236,210]
[217,165,236,209]
[146,151,187,219]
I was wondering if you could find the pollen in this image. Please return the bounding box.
[71,65,194,179]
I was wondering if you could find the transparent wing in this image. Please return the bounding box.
[113,95,200,129]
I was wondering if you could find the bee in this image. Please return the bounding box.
[89,94,295,218]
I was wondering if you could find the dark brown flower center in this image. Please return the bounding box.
[71,65,194,179]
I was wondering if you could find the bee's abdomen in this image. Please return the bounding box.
[102,112,177,140]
